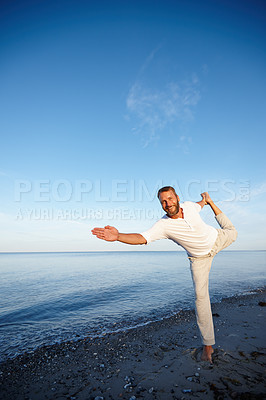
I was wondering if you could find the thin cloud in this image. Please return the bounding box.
[138,46,162,78]
[250,182,266,198]
[176,135,193,155]
[126,76,201,148]
[201,64,209,75]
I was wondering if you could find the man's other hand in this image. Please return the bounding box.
[200,192,213,205]
[91,225,119,242]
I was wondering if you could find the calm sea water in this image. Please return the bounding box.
[0,250,265,362]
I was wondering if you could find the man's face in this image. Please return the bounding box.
[159,190,180,217]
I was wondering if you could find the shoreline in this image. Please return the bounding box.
[1,287,265,364]
[0,290,265,399]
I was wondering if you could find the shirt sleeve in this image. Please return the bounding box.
[194,202,202,212]
[184,201,201,213]
[141,219,168,244]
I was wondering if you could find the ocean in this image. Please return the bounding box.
[0,250,265,362]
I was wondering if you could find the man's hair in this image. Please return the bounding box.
[157,186,177,198]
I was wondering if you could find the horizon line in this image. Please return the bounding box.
[0,249,265,254]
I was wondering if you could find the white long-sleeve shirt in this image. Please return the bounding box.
[141,201,218,257]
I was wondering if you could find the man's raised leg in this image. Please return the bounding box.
[202,192,238,254]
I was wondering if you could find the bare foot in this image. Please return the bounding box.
[201,345,214,363]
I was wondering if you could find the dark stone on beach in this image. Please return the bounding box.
[250,351,265,359]
[159,344,168,351]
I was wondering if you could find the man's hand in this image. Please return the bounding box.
[200,192,222,216]
[197,192,213,209]
[91,225,119,242]
[200,192,213,205]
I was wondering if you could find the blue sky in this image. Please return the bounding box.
[0,0,265,252]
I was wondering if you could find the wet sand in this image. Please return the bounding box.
[0,290,265,400]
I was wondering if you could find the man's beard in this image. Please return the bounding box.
[166,202,180,217]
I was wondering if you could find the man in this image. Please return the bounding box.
[92,187,237,363]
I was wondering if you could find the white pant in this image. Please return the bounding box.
[189,213,238,345]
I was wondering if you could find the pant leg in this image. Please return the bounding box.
[189,255,215,346]
[210,213,238,256]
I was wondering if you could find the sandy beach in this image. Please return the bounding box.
[0,289,265,400]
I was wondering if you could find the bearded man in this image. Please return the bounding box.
[92,187,237,362]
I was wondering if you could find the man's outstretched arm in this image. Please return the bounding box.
[91,225,147,245]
